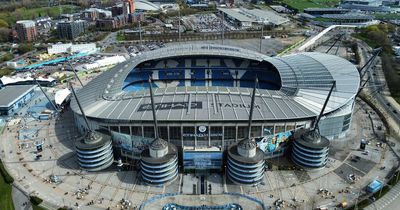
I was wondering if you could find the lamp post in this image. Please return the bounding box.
[138,20,143,45]
[259,20,266,53]
[178,5,181,42]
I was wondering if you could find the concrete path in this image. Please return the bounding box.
[364,183,400,210]
[12,185,32,210]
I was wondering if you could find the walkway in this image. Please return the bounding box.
[364,182,400,210]
[297,25,356,52]
[12,185,32,210]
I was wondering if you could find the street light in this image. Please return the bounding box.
[259,19,267,53]
[178,5,181,42]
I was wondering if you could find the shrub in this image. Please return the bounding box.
[30,196,43,206]
[0,159,14,183]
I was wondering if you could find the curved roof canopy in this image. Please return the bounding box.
[71,44,360,122]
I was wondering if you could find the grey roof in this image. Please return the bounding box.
[71,44,360,123]
[321,13,374,20]
[0,85,35,108]
[294,128,330,149]
[304,8,349,12]
[217,8,289,26]
[238,139,257,150]
[150,138,169,150]
[240,8,290,25]
[217,8,253,23]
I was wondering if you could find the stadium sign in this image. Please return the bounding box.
[211,102,260,109]
[137,101,259,112]
[137,101,202,111]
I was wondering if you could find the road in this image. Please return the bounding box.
[359,41,400,129]
[358,39,400,210]
[97,31,118,51]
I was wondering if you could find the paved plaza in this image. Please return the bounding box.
[0,89,398,210]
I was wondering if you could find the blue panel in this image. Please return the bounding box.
[191,68,205,86]
[122,57,282,92]
[183,152,223,169]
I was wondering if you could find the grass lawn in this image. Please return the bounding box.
[0,171,14,210]
[279,0,341,12]
[116,32,125,42]
[32,204,47,210]
[0,5,79,25]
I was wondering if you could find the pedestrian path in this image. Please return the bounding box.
[365,182,400,210]
[12,185,32,210]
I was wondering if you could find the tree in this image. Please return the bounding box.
[0,19,9,28]
[0,28,10,42]
[0,53,13,62]
[17,43,34,54]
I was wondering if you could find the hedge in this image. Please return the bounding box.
[30,196,43,206]
[0,159,14,184]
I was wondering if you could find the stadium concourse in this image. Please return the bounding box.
[70,43,360,175]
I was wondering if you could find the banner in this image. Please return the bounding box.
[111,131,152,154]
[256,131,293,154]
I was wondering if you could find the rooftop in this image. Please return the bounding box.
[217,8,253,22]
[240,8,289,25]
[0,85,35,108]
[71,44,360,122]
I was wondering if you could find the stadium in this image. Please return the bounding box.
[70,44,360,173]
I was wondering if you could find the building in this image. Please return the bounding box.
[343,0,382,5]
[111,5,124,16]
[96,15,127,31]
[60,14,74,21]
[124,0,136,13]
[313,13,377,26]
[15,20,37,42]
[218,8,253,29]
[340,0,393,12]
[217,7,289,29]
[47,43,98,55]
[304,8,350,16]
[77,55,126,71]
[0,85,35,116]
[239,8,290,26]
[81,8,112,21]
[70,44,360,172]
[135,0,160,11]
[0,75,56,87]
[394,46,400,56]
[128,12,145,23]
[57,20,87,40]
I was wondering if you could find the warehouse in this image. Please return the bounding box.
[0,85,35,116]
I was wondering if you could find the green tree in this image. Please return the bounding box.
[0,28,10,42]
[17,43,34,54]
[0,19,9,28]
[0,53,13,62]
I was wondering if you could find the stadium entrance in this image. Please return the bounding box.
[182,147,223,173]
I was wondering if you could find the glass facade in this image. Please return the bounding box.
[159,126,168,140]
[131,126,142,136]
[102,122,310,147]
[224,126,236,140]
[120,126,130,134]
[143,126,155,138]
[169,127,181,140]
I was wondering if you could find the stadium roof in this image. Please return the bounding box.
[71,44,360,122]
[0,85,35,108]
[135,0,160,11]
